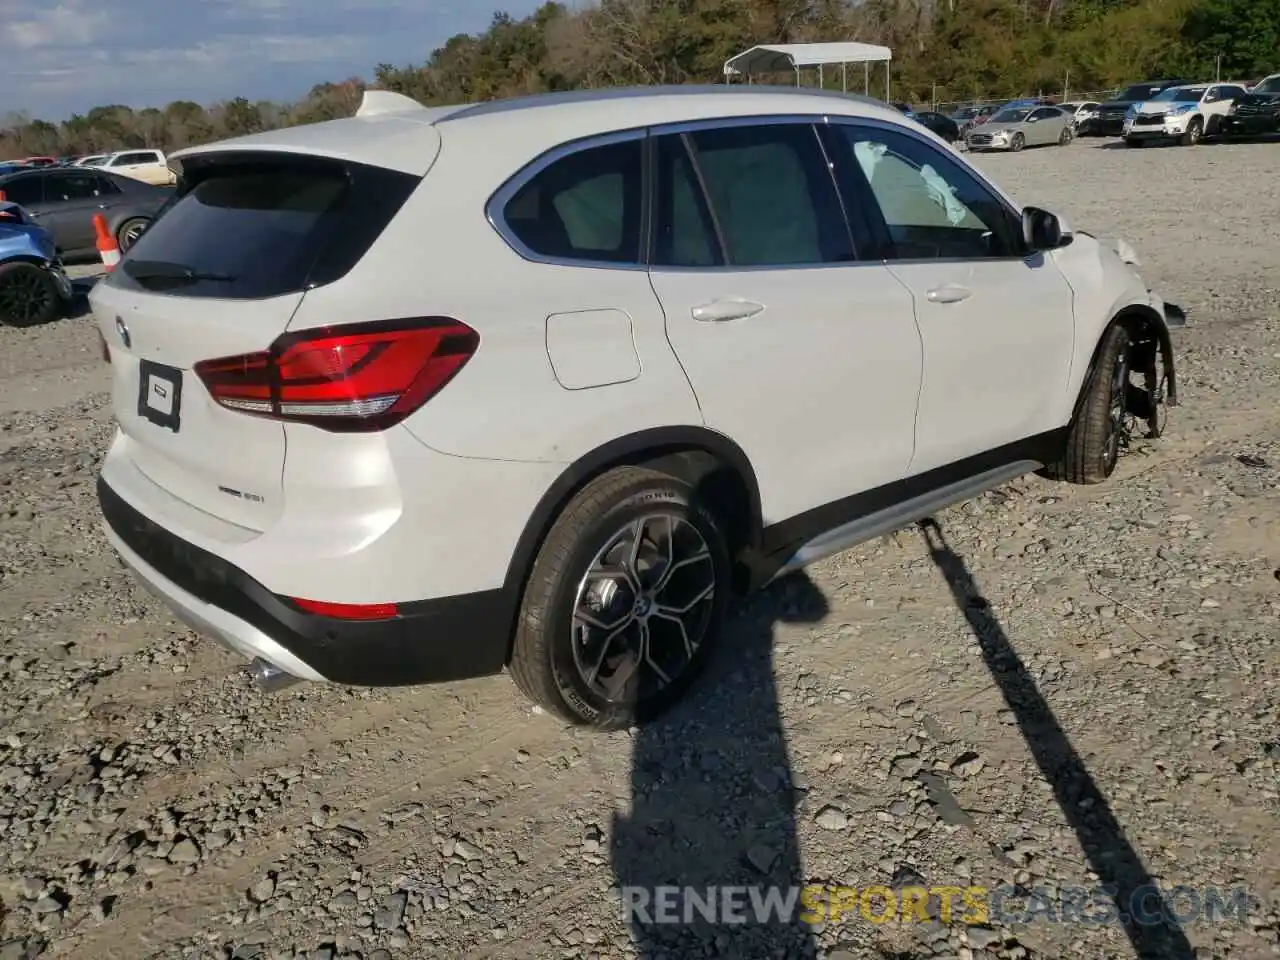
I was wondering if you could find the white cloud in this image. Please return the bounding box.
[118,34,369,68]
[0,0,545,116]
[2,3,109,50]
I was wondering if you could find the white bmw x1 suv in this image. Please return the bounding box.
[92,85,1182,729]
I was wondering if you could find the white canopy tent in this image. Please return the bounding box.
[723,42,893,99]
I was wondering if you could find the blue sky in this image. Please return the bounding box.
[1,0,546,121]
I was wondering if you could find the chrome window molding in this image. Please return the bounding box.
[485,113,842,272]
[484,109,1048,273]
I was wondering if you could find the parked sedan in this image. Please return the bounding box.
[948,103,1001,138]
[0,166,171,261]
[966,105,1073,152]
[912,110,960,142]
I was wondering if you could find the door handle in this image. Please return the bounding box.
[926,284,972,304]
[691,299,765,322]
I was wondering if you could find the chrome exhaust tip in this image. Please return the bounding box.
[248,657,304,693]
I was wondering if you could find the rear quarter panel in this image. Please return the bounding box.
[284,119,703,465]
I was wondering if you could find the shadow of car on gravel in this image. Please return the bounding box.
[610,560,827,959]
[917,517,1193,960]
[605,493,1196,960]
[66,276,99,320]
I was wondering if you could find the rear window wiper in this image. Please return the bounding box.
[123,260,237,283]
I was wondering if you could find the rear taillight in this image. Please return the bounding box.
[194,318,478,432]
[289,597,398,620]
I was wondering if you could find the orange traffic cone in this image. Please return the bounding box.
[92,213,120,272]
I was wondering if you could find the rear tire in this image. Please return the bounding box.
[116,217,149,252]
[509,466,732,730]
[1058,125,1073,145]
[0,261,61,328]
[1042,324,1132,485]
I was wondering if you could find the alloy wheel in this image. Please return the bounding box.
[120,222,146,250]
[1104,348,1129,467]
[571,512,716,705]
[0,268,55,326]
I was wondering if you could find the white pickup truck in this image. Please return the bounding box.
[98,149,177,185]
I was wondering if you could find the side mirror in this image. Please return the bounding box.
[1022,206,1064,250]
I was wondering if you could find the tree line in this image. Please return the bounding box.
[2,0,1275,159]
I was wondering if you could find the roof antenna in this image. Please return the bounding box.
[356,90,428,117]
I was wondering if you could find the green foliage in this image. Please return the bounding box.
[1181,0,1280,79]
[0,0,1270,158]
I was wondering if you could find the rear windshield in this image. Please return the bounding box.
[109,153,419,299]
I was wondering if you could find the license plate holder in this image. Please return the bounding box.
[137,359,183,432]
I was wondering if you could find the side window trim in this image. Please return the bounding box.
[829,118,1031,265]
[816,124,893,261]
[485,127,648,272]
[665,132,730,264]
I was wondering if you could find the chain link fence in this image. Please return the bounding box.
[912,88,1118,113]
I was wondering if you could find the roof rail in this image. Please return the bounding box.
[356,90,430,117]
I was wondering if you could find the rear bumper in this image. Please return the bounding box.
[98,476,510,686]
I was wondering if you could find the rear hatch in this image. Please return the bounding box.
[92,150,421,531]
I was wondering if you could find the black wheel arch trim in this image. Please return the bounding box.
[0,255,54,269]
[495,425,765,656]
[1070,305,1178,425]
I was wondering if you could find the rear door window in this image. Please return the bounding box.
[0,175,44,205]
[45,173,104,202]
[110,154,419,299]
[91,174,122,195]
[683,122,854,266]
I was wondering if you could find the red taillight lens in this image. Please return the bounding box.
[289,597,399,620]
[194,318,478,432]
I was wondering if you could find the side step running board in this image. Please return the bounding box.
[771,459,1042,581]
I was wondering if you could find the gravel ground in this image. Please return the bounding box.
[1,136,1278,960]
